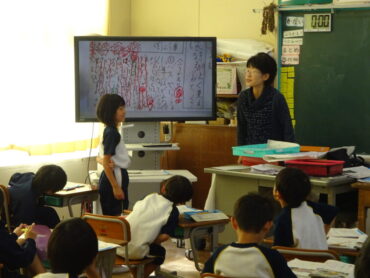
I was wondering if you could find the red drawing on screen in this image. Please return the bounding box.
[174,86,184,104]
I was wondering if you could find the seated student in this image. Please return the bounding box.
[9,164,67,228]
[0,221,45,278]
[355,237,370,278]
[120,175,193,278]
[273,167,338,249]
[34,218,99,278]
[202,193,296,278]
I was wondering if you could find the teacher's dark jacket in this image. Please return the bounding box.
[237,86,295,146]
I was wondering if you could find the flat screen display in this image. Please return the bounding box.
[74,36,216,122]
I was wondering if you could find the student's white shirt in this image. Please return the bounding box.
[98,126,131,185]
[291,201,328,249]
[117,193,173,259]
[34,273,69,278]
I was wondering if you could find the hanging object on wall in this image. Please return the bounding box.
[261,2,277,34]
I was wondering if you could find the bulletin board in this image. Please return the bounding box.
[278,9,370,153]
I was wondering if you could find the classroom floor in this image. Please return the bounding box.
[112,240,202,278]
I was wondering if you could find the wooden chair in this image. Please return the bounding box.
[272,245,340,262]
[201,273,229,278]
[0,185,12,233]
[82,213,154,278]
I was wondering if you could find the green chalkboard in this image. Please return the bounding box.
[280,9,370,153]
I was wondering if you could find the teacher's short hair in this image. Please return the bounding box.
[247,52,277,86]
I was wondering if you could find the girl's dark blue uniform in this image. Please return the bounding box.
[99,126,130,215]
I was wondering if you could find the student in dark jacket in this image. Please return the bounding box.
[0,221,45,278]
[9,165,67,229]
[237,53,295,163]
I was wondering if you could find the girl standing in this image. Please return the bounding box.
[96,94,131,215]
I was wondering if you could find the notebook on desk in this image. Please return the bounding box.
[183,209,229,222]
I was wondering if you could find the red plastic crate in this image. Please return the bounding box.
[285,159,345,177]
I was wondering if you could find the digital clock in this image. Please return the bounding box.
[304,13,332,32]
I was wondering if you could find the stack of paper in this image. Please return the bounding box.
[263,151,327,162]
[327,228,368,249]
[288,258,354,278]
[342,166,370,180]
[98,240,121,251]
[190,212,229,222]
[176,205,202,215]
[250,164,285,175]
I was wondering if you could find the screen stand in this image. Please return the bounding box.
[123,122,161,170]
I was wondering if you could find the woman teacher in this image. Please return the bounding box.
[237,52,295,163]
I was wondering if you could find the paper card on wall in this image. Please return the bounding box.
[287,78,294,89]
[281,55,300,65]
[287,98,294,108]
[286,16,304,27]
[283,38,303,45]
[287,88,294,99]
[282,45,300,55]
[281,67,289,73]
[288,71,295,77]
[280,83,288,93]
[283,29,304,38]
[281,72,288,83]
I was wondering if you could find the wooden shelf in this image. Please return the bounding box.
[217,94,238,98]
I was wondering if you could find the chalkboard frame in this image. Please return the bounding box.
[278,7,370,153]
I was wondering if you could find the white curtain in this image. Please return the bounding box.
[0,0,108,154]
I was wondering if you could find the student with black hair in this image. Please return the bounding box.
[96,93,131,215]
[237,52,295,164]
[203,193,296,278]
[120,175,193,278]
[9,164,67,228]
[273,167,338,249]
[34,218,99,278]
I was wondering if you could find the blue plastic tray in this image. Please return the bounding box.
[232,143,300,158]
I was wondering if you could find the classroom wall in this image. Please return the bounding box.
[112,0,277,48]
[108,0,131,36]
[0,158,96,186]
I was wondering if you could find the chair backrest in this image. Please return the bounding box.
[272,245,340,262]
[82,213,131,242]
[0,185,12,233]
[201,273,229,278]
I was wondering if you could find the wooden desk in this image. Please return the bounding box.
[352,182,370,232]
[45,182,99,217]
[204,166,355,243]
[263,237,360,258]
[177,217,230,271]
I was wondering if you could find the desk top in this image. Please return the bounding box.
[52,182,97,196]
[128,170,197,183]
[178,216,230,228]
[204,166,355,187]
[351,182,370,190]
[126,143,180,151]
